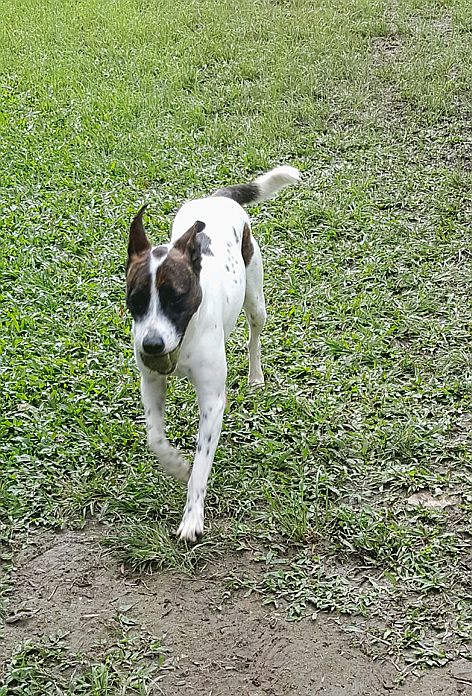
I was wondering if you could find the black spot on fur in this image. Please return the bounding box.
[197,444,202,452]
[152,245,167,259]
[197,232,214,256]
[225,264,230,272]
[212,182,260,206]
[206,447,210,456]
[207,434,212,443]
[242,223,254,266]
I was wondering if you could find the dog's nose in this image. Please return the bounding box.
[142,332,165,355]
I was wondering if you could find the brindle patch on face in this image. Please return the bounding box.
[127,253,150,288]
[155,245,202,343]
[242,223,254,267]
[126,252,152,319]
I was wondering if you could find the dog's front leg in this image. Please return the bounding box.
[177,378,226,542]
[140,373,190,482]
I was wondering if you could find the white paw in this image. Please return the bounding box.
[149,438,191,482]
[166,460,191,483]
[176,507,204,543]
[249,375,265,388]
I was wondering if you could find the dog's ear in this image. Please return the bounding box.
[173,220,206,274]
[128,205,151,261]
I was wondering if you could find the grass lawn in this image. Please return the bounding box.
[1,0,471,690]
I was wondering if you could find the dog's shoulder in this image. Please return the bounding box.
[171,197,249,244]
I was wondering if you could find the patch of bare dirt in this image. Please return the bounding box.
[1,528,469,695]
[371,33,403,63]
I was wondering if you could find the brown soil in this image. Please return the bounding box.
[1,527,470,695]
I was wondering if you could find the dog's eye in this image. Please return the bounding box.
[160,284,185,306]
[127,289,150,317]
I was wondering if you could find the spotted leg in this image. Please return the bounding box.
[140,372,190,482]
[177,359,227,542]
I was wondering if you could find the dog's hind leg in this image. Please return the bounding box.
[140,373,190,482]
[243,237,266,387]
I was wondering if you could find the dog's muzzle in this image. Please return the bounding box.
[140,347,180,375]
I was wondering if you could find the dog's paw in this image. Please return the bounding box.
[176,507,204,543]
[249,375,265,388]
[167,461,191,483]
[150,440,191,482]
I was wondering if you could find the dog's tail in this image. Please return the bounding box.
[212,165,300,206]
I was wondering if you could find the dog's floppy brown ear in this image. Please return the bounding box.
[128,205,151,260]
[173,220,206,273]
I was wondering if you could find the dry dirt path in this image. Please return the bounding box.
[1,528,470,695]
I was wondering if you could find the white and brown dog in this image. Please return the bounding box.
[126,166,300,541]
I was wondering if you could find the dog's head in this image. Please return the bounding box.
[126,206,204,375]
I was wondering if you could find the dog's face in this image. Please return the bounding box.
[126,207,203,375]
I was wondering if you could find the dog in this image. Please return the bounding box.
[126,165,300,542]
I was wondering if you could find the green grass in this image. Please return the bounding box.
[1,0,471,679]
[0,616,168,695]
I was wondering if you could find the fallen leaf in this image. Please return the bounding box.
[406,491,460,509]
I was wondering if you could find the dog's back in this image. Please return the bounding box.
[171,197,249,340]
[170,165,300,340]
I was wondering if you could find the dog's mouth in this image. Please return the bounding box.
[140,347,180,375]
